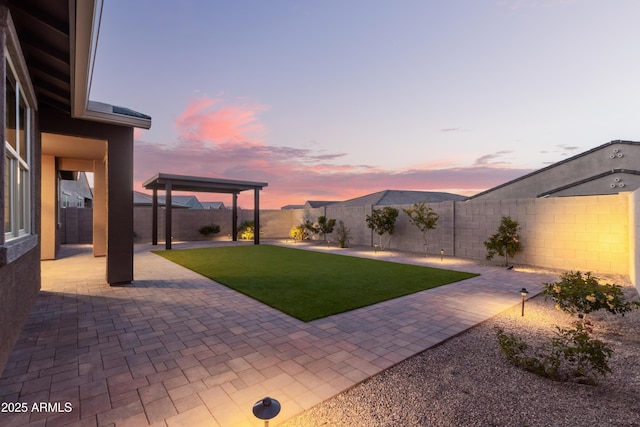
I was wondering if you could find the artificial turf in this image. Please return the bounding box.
[154,245,478,322]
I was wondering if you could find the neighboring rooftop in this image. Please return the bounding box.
[331,190,467,207]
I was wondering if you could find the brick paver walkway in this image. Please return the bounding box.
[0,241,556,427]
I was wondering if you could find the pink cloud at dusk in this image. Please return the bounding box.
[174,96,266,146]
[134,97,533,208]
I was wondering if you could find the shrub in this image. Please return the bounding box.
[495,324,613,384]
[289,225,308,242]
[335,220,351,248]
[542,271,640,319]
[198,223,220,237]
[495,272,638,385]
[238,221,255,240]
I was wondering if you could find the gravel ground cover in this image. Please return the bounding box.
[281,280,640,427]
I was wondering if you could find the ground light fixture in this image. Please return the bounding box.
[440,249,444,261]
[374,243,379,253]
[520,288,529,317]
[253,397,281,427]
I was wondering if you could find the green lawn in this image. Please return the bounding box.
[154,245,478,322]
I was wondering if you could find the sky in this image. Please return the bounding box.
[90,0,640,209]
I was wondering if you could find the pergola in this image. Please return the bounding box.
[142,173,268,249]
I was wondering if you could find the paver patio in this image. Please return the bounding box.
[0,241,556,427]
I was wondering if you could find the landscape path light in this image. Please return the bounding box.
[520,288,529,317]
[440,248,444,261]
[253,397,281,427]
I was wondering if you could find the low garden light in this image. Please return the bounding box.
[440,248,444,261]
[520,287,529,317]
[374,243,379,253]
[253,397,281,427]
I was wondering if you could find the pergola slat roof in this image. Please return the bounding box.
[143,173,268,249]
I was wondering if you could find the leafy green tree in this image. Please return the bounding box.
[316,216,336,241]
[303,216,336,241]
[365,206,399,250]
[402,202,439,255]
[484,216,522,266]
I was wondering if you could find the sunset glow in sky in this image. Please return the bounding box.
[90,0,640,208]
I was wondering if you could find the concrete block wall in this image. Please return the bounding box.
[454,195,629,274]
[321,206,369,246]
[132,193,634,277]
[629,189,640,293]
[391,201,455,255]
[133,207,303,242]
[239,209,304,239]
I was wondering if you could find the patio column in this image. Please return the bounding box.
[93,159,106,257]
[165,182,172,250]
[232,192,238,242]
[105,127,134,284]
[152,188,158,245]
[254,188,260,245]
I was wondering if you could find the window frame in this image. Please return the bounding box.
[1,8,38,265]
[4,55,31,241]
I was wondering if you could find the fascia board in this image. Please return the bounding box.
[70,0,151,129]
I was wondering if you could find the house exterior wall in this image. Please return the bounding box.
[40,107,135,284]
[472,141,640,199]
[0,8,42,376]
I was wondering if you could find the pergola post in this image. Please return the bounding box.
[165,181,172,250]
[232,193,238,242]
[152,188,158,245]
[254,188,260,245]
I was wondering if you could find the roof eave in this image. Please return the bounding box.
[69,0,151,129]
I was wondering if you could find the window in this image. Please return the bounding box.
[4,55,32,242]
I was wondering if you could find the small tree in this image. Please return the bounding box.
[365,206,399,250]
[402,202,439,255]
[316,215,336,241]
[484,216,522,266]
[335,220,351,248]
[303,216,336,241]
